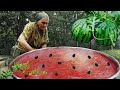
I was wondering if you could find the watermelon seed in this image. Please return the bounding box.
[72,54,76,57]
[42,64,45,68]
[55,73,58,76]
[72,66,76,69]
[24,74,28,78]
[88,56,91,59]
[95,63,98,67]
[58,62,62,64]
[87,71,91,74]
[49,54,52,57]
[107,62,110,66]
[35,56,38,59]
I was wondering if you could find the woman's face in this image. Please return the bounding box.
[37,18,49,30]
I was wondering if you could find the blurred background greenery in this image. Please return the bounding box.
[0,11,120,58]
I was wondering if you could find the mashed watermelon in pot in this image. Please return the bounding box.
[9,47,120,79]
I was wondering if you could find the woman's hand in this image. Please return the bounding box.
[17,34,35,51]
[41,44,47,48]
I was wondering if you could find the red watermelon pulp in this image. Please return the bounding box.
[9,47,120,79]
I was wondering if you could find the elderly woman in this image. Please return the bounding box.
[11,11,49,57]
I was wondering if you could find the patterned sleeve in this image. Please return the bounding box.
[21,23,33,41]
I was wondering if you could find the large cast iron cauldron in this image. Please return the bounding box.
[9,47,120,79]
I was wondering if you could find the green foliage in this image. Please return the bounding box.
[71,18,92,43]
[12,61,30,73]
[29,68,40,75]
[0,70,13,79]
[94,19,118,46]
[72,11,119,47]
[108,11,120,27]
[12,62,23,71]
